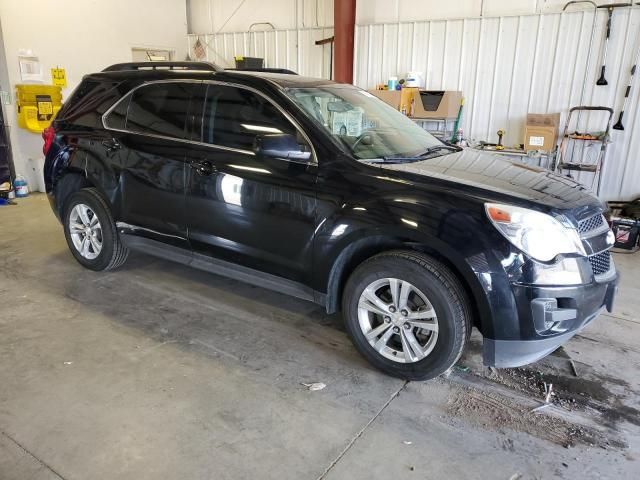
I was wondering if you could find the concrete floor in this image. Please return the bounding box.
[1,193,639,480]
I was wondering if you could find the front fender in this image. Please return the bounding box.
[314,190,515,338]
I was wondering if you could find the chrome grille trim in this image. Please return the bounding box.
[588,250,611,277]
[578,213,604,233]
[578,213,609,239]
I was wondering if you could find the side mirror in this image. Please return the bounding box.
[254,133,312,163]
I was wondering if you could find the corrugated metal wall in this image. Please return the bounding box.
[355,8,640,201]
[187,27,334,79]
[189,7,640,200]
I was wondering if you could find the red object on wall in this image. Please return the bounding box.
[334,0,356,84]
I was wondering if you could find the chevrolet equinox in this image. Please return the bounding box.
[43,62,618,380]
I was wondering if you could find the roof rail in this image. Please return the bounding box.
[102,61,222,72]
[226,67,298,75]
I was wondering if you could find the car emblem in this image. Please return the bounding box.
[606,230,615,246]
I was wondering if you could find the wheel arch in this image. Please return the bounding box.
[324,235,492,336]
[52,148,117,220]
[53,171,92,218]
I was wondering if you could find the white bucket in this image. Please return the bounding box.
[405,72,424,88]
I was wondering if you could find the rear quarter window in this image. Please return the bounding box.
[55,79,127,129]
[104,95,129,130]
[123,83,192,139]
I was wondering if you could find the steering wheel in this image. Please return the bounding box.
[351,129,381,151]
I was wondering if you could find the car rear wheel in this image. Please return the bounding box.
[342,250,471,380]
[63,188,128,271]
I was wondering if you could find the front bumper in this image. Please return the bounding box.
[483,271,619,368]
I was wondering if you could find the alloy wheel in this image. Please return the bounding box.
[69,203,103,260]
[357,278,439,363]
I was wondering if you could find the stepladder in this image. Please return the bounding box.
[554,106,614,196]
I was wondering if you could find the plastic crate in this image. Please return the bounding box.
[234,56,264,69]
[611,216,640,251]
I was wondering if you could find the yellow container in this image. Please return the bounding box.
[15,84,63,133]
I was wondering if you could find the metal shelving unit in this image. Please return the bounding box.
[0,122,15,195]
[411,117,455,140]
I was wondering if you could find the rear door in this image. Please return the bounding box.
[103,81,198,247]
[184,82,318,285]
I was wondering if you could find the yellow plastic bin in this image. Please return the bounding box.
[15,84,62,133]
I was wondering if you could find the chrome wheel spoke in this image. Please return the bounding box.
[388,278,400,308]
[401,329,426,361]
[81,237,91,256]
[77,205,91,226]
[365,321,392,341]
[373,327,395,353]
[407,308,436,321]
[70,222,85,234]
[88,234,101,253]
[89,214,100,227]
[398,281,411,310]
[362,286,390,313]
[408,319,438,332]
[358,299,388,317]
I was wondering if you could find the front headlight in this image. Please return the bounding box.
[485,203,586,262]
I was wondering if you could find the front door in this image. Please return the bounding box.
[184,83,318,285]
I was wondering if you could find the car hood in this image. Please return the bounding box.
[378,148,602,213]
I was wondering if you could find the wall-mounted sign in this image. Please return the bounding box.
[18,55,42,82]
[51,68,67,87]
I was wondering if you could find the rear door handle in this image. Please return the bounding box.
[101,138,122,152]
[190,160,216,176]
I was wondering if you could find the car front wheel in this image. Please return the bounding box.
[342,251,471,380]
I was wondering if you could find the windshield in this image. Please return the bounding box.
[285,85,445,160]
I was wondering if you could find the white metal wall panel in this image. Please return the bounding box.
[354,8,640,201]
[187,27,334,78]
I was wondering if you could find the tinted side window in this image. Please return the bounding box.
[202,85,298,150]
[104,95,129,130]
[125,83,192,139]
[56,79,123,129]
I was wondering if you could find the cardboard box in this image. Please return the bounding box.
[524,113,561,151]
[367,89,462,119]
[411,90,462,119]
[368,88,416,115]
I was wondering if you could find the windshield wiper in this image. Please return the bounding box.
[416,145,461,157]
[372,144,461,163]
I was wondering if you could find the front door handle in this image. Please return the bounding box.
[190,160,215,176]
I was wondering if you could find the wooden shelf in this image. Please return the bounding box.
[559,163,598,172]
[564,133,605,141]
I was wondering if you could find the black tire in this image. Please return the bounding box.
[342,250,471,381]
[63,188,129,271]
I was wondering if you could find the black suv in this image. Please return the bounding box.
[44,61,618,380]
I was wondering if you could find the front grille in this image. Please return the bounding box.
[588,251,611,276]
[578,213,605,235]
